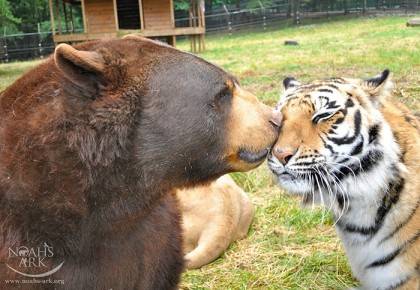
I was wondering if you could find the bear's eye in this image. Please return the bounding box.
[216,86,231,101]
[210,86,231,108]
[209,85,233,109]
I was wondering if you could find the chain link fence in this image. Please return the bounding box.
[1,0,419,62]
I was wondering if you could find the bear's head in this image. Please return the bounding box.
[52,36,278,189]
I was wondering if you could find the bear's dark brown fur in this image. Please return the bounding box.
[0,36,278,289]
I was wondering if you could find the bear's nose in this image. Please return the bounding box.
[269,106,283,129]
[272,146,296,165]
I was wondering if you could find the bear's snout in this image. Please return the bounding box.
[224,84,279,172]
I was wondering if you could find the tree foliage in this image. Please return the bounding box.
[0,0,21,34]
[0,0,51,34]
[11,0,50,33]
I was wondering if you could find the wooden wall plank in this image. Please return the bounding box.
[84,0,116,33]
[142,0,173,29]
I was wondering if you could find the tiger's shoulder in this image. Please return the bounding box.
[381,99,420,167]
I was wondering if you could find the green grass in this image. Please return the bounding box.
[1,15,419,290]
[0,60,42,91]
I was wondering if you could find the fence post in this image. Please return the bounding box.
[223,4,232,35]
[258,1,267,30]
[3,28,8,63]
[3,42,7,63]
[293,0,301,25]
[38,23,44,59]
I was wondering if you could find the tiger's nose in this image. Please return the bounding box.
[273,147,296,165]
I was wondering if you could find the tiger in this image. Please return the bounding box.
[267,70,419,290]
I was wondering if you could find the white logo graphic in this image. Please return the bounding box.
[7,243,64,278]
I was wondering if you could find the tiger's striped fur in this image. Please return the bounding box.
[268,71,419,290]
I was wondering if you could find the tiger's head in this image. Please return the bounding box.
[268,70,400,203]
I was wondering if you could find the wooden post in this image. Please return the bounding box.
[195,0,199,27]
[197,0,202,27]
[199,0,205,52]
[170,0,176,46]
[189,0,193,28]
[168,35,176,46]
[63,1,69,32]
[198,35,203,52]
[189,0,194,52]
[139,0,144,30]
[55,0,62,34]
[48,0,56,35]
[81,0,88,33]
[200,34,206,51]
[192,35,197,53]
[197,0,202,52]
[188,0,192,28]
[190,36,193,52]
[191,0,196,28]
[69,3,74,33]
[170,0,175,28]
[113,0,119,30]
[187,0,205,53]
[200,0,206,28]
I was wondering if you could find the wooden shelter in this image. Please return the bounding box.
[48,0,206,52]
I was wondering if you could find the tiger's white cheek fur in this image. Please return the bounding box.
[268,156,313,195]
[276,176,313,195]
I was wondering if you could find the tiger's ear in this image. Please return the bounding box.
[363,69,393,102]
[54,44,105,93]
[283,77,301,90]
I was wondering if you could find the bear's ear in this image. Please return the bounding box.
[362,69,393,103]
[54,44,105,92]
[283,77,300,90]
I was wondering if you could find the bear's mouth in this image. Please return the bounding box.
[238,148,269,164]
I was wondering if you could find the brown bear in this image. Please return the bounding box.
[0,36,279,289]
